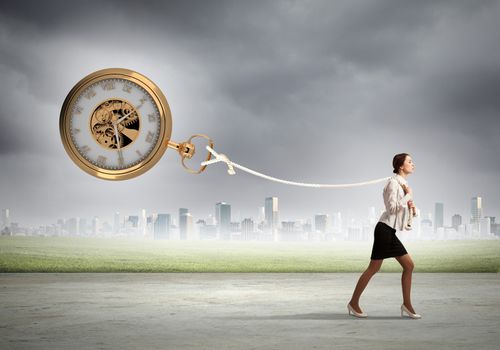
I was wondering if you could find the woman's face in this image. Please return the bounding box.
[401,156,415,174]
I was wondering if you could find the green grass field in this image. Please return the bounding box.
[0,236,499,272]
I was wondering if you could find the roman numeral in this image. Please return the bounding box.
[74,106,83,114]
[122,83,132,93]
[84,89,96,100]
[136,150,143,158]
[73,128,81,134]
[80,145,90,154]
[102,81,115,90]
[96,155,107,166]
[148,113,157,122]
[145,131,155,143]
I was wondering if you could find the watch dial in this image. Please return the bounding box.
[69,78,161,170]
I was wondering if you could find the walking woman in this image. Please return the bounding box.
[348,153,421,319]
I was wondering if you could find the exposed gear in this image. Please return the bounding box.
[90,99,140,149]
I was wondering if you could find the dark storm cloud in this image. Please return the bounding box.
[0,0,499,225]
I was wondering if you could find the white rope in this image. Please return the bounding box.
[201,146,390,188]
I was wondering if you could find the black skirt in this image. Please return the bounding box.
[370,222,408,260]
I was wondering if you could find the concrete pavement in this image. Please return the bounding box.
[1,273,499,349]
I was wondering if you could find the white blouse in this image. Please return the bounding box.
[378,174,417,231]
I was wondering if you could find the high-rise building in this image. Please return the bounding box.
[113,212,121,235]
[302,220,312,234]
[140,209,147,237]
[348,224,362,241]
[179,208,192,240]
[79,218,87,236]
[241,218,254,240]
[127,215,139,228]
[314,214,330,233]
[451,214,462,231]
[485,216,496,236]
[434,203,444,232]
[281,221,294,233]
[258,206,265,224]
[479,217,491,237]
[154,214,171,240]
[179,208,188,238]
[265,197,279,240]
[471,197,482,224]
[487,217,500,236]
[92,217,99,236]
[280,220,303,241]
[67,217,79,236]
[1,209,10,229]
[331,212,342,234]
[215,202,231,240]
[1,209,11,236]
[205,214,216,226]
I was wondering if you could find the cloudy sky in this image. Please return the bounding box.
[1,0,499,226]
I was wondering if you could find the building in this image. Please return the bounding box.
[79,218,87,236]
[127,215,139,228]
[302,221,312,235]
[479,217,491,237]
[348,225,362,241]
[471,197,482,224]
[140,209,147,237]
[2,208,10,229]
[420,218,433,240]
[113,212,120,235]
[1,208,11,235]
[241,218,254,240]
[179,208,190,240]
[265,197,279,240]
[487,217,500,237]
[197,219,217,240]
[485,216,495,233]
[314,214,330,233]
[215,202,231,240]
[92,217,99,236]
[451,214,462,231]
[331,212,342,235]
[154,214,171,240]
[67,217,79,236]
[434,203,444,232]
[179,208,188,223]
[258,206,265,225]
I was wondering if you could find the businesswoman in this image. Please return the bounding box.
[347,153,421,319]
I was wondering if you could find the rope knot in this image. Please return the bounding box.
[202,146,236,175]
[217,153,236,175]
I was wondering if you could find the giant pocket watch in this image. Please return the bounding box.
[59,68,213,180]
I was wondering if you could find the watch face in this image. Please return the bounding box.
[60,68,172,180]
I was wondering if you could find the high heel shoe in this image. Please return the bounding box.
[401,304,421,319]
[347,303,367,318]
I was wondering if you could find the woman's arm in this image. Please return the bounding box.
[384,180,412,214]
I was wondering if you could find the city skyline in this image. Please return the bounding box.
[2,194,499,240]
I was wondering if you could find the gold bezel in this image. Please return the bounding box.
[59,68,172,180]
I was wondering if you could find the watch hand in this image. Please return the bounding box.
[113,123,124,166]
[113,123,121,151]
[113,108,137,126]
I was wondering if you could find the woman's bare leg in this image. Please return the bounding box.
[395,254,416,313]
[349,259,384,313]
